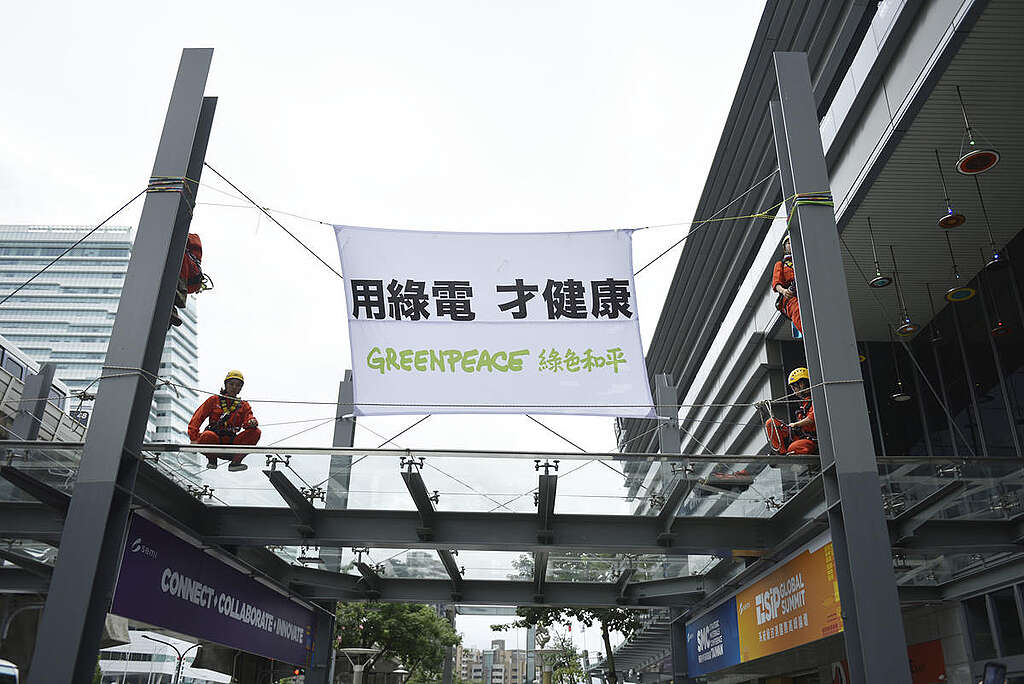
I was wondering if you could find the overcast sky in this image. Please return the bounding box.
[1,0,763,651]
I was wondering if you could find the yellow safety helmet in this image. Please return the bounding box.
[224,370,245,384]
[787,367,809,386]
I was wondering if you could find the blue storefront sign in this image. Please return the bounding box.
[111,514,314,665]
[685,597,741,676]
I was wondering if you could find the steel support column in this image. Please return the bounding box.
[308,378,352,684]
[11,363,55,442]
[772,51,911,683]
[1,363,54,502]
[668,608,694,684]
[306,602,337,684]
[441,605,456,684]
[27,48,215,684]
[326,371,356,511]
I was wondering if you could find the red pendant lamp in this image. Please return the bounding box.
[955,86,1000,175]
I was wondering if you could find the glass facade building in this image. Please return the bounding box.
[0,225,200,449]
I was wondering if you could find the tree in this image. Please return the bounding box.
[335,603,460,682]
[493,606,644,684]
[546,633,585,684]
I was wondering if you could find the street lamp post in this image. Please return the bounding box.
[338,646,383,684]
[141,635,201,684]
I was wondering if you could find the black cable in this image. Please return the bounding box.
[0,189,146,308]
[525,415,587,452]
[349,416,433,469]
[378,415,431,448]
[202,162,345,280]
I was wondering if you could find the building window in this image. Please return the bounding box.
[1,352,24,380]
[991,587,1024,656]
[965,595,997,660]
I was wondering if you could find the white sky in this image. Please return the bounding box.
[0,0,762,651]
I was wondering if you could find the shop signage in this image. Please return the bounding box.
[735,539,843,662]
[334,226,655,418]
[685,538,844,675]
[111,514,314,665]
[685,597,741,675]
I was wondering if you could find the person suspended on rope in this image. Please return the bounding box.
[170,233,212,328]
[772,235,802,334]
[758,367,817,455]
[187,370,260,472]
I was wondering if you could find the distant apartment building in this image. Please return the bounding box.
[457,640,528,684]
[0,225,199,452]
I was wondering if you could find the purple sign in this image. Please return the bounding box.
[111,514,314,665]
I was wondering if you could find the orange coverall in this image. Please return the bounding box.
[764,399,817,455]
[772,258,802,333]
[188,395,261,463]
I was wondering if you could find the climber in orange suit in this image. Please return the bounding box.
[772,235,802,333]
[761,367,817,455]
[188,370,260,472]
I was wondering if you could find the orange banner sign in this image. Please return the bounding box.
[735,541,843,662]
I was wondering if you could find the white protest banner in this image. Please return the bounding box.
[334,226,655,418]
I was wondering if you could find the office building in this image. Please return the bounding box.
[458,640,528,684]
[0,225,200,452]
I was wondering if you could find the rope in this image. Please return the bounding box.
[784,192,834,228]
[633,170,781,276]
[147,176,197,213]
[0,189,147,309]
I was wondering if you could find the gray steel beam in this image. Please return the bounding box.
[0,549,53,580]
[0,499,1015,556]
[0,466,70,515]
[625,575,703,603]
[0,502,63,542]
[533,551,549,602]
[326,371,356,510]
[402,468,437,541]
[203,506,774,554]
[355,561,382,599]
[536,472,557,544]
[134,459,211,535]
[0,568,49,594]
[656,477,690,547]
[264,469,316,537]
[10,363,55,442]
[773,51,911,683]
[288,573,702,608]
[438,550,465,599]
[614,568,636,605]
[27,49,215,684]
[892,480,967,542]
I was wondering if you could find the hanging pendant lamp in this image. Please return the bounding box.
[973,176,1008,271]
[889,325,912,402]
[955,86,1000,175]
[866,218,893,287]
[978,249,1011,337]
[943,232,976,303]
[925,283,943,343]
[933,149,966,229]
[890,245,919,336]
